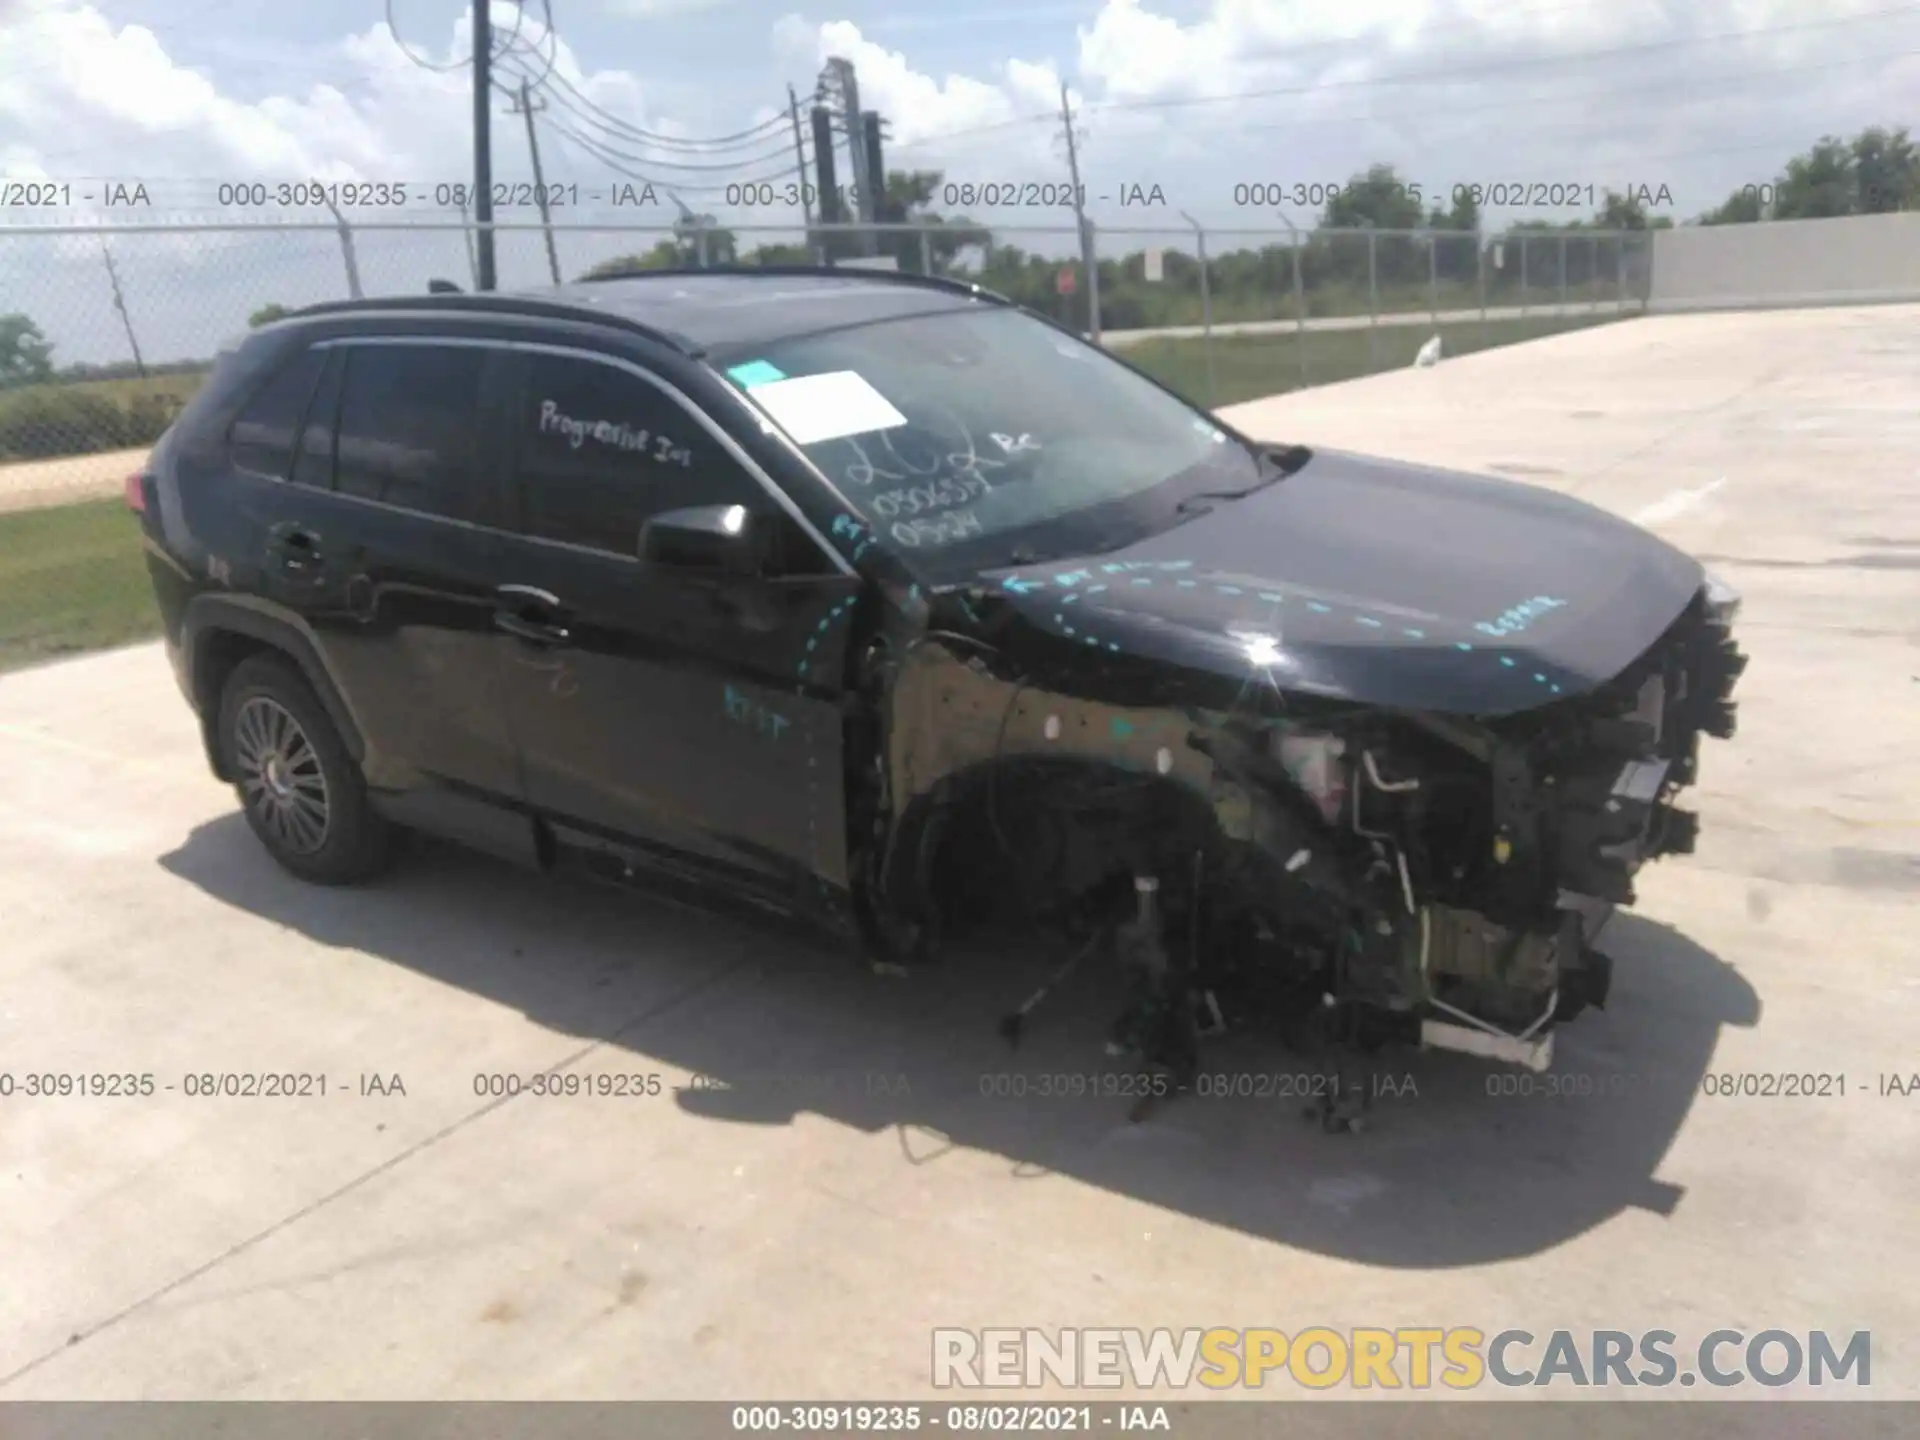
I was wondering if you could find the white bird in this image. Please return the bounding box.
[1414,334,1443,367]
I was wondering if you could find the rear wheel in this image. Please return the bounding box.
[217,655,392,884]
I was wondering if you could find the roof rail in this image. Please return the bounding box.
[576,263,1014,308]
[288,291,702,356]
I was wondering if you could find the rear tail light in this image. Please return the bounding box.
[125,469,149,513]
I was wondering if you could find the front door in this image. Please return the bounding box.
[490,344,860,903]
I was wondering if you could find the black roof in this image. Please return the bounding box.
[293,267,1010,357]
[549,267,1005,351]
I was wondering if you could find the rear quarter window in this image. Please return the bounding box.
[227,346,327,481]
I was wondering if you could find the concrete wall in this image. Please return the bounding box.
[1648,210,1920,312]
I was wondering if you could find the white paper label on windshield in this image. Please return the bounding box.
[747,370,908,445]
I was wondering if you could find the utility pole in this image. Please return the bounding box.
[787,84,814,233]
[1058,80,1100,341]
[811,105,840,263]
[472,0,496,290]
[821,58,876,255]
[510,78,563,286]
[99,239,145,378]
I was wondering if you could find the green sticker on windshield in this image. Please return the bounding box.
[727,359,787,388]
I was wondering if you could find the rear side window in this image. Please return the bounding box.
[291,351,344,490]
[228,347,325,480]
[335,345,487,521]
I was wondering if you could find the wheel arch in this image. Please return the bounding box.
[181,595,367,782]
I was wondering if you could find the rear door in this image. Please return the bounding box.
[248,334,527,848]
[489,342,861,901]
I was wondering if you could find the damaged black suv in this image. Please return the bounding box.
[133,267,1744,1086]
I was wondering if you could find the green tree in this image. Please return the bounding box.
[1690,125,1917,223]
[1774,136,1856,219]
[1696,187,1764,225]
[580,239,683,277]
[1594,189,1653,230]
[674,209,738,264]
[1323,165,1427,230]
[846,169,990,272]
[578,223,738,278]
[248,303,294,328]
[740,242,815,266]
[1852,125,1919,212]
[0,312,55,388]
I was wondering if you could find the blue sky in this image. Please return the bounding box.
[1,0,1917,362]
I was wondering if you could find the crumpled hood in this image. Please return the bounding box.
[980,447,1706,716]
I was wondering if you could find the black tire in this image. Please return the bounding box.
[217,654,392,884]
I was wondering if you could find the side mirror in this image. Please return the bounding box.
[639,503,764,575]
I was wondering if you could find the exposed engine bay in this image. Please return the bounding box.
[844,572,1746,1118]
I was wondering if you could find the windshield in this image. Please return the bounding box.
[714,304,1258,571]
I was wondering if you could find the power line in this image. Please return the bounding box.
[507,60,799,151]
[498,0,561,91]
[536,113,808,196]
[497,64,796,169]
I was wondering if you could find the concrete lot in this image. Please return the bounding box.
[1,305,1916,1403]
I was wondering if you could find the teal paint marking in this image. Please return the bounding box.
[1001,576,1045,595]
[1307,602,1331,613]
[724,683,791,740]
[1098,559,1192,574]
[1111,717,1136,739]
[1474,594,1570,638]
[1403,628,1426,639]
[1355,616,1383,628]
[796,597,857,680]
[726,359,787,387]
[1499,656,1517,667]
[1455,641,1475,651]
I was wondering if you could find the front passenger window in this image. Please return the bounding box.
[513,354,762,557]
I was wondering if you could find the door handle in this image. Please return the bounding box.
[494,585,572,646]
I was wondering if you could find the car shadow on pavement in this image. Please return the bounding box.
[161,814,1760,1269]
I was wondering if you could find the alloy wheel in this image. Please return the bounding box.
[233,694,332,855]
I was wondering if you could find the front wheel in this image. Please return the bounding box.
[217,655,392,884]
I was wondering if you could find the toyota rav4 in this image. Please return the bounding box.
[131,267,1745,1092]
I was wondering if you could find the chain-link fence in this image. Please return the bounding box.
[0,216,1652,507]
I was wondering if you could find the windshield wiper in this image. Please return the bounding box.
[1174,444,1311,516]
